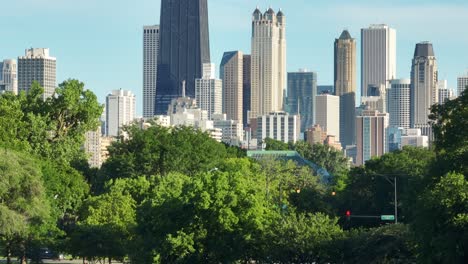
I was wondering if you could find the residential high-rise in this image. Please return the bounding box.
[410,42,438,137]
[437,80,453,103]
[287,70,317,131]
[361,24,396,97]
[356,110,389,166]
[106,89,136,137]
[18,48,56,98]
[256,112,300,145]
[335,30,357,148]
[0,59,18,94]
[316,94,340,142]
[220,51,243,122]
[457,71,468,96]
[155,0,211,115]
[388,79,411,128]
[143,25,160,118]
[250,7,286,119]
[242,55,251,127]
[195,63,222,120]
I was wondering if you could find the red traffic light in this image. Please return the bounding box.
[346,210,351,217]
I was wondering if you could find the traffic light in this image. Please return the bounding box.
[346,210,351,221]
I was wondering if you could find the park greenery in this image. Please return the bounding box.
[0,81,467,263]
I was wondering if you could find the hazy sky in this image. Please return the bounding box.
[1,0,467,114]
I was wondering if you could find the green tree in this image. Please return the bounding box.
[0,149,51,264]
[263,137,290,151]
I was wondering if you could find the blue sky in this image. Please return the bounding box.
[1,0,467,115]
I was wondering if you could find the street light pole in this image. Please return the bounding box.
[394,176,398,224]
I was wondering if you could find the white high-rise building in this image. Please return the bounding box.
[410,42,438,137]
[250,7,286,119]
[0,59,18,94]
[361,24,396,97]
[356,110,389,166]
[18,48,56,99]
[106,89,136,137]
[438,80,454,104]
[143,25,160,118]
[316,94,340,142]
[388,79,411,128]
[401,128,429,148]
[195,63,222,120]
[212,113,244,146]
[256,112,300,145]
[457,71,468,96]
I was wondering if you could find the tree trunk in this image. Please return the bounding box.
[108,257,111,264]
[21,255,27,264]
[6,243,11,264]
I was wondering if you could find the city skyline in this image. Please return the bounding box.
[1,0,467,115]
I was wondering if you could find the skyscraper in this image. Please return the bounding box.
[155,0,211,115]
[250,7,286,119]
[242,55,251,127]
[361,24,396,97]
[287,70,317,131]
[457,71,468,96]
[356,110,389,166]
[220,51,243,122]
[410,42,438,137]
[256,112,300,145]
[316,94,340,142]
[106,89,136,137]
[388,79,411,128]
[0,59,18,94]
[195,63,222,120]
[143,25,160,118]
[437,80,453,103]
[18,48,56,98]
[334,30,357,148]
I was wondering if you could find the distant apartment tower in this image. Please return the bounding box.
[305,124,327,145]
[106,89,136,137]
[457,71,468,96]
[195,63,222,120]
[410,42,438,137]
[356,110,389,166]
[256,112,300,145]
[437,80,453,104]
[84,128,102,168]
[334,30,357,148]
[220,51,243,122]
[361,24,396,96]
[143,25,160,118]
[0,59,18,94]
[287,70,317,131]
[242,55,251,127]
[18,48,56,98]
[388,79,411,128]
[250,7,286,119]
[316,94,340,142]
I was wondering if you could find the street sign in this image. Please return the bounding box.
[381,215,395,221]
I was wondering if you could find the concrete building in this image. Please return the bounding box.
[334,30,357,148]
[195,63,222,120]
[0,59,18,94]
[84,128,115,168]
[256,112,300,145]
[18,48,56,98]
[316,94,340,142]
[410,42,438,137]
[220,51,243,122]
[143,25,160,118]
[401,128,429,148]
[356,110,389,166]
[361,24,396,97]
[250,7,286,119]
[242,55,251,127]
[213,113,244,146]
[305,124,328,146]
[457,71,468,96]
[437,80,454,103]
[106,89,136,137]
[388,79,411,129]
[287,69,317,131]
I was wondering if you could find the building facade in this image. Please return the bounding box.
[361,24,396,97]
[195,63,222,120]
[356,110,389,166]
[388,79,411,128]
[242,55,251,127]
[213,113,244,146]
[250,7,286,119]
[316,94,340,142]
[106,89,136,137]
[256,112,300,145]
[155,0,211,115]
[0,59,18,94]
[334,30,357,148]
[410,42,438,137]
[143,25,160,118]
[287,70,317,131]
[220,51,243,122]
[457,71,468,96]
[18,48,56,98]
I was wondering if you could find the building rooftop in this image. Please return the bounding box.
[414,42,435,57]
[339,30,352,40]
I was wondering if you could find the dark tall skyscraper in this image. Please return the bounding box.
[155,0,211,115]
[287,70,317,131]
[242,55,251,127]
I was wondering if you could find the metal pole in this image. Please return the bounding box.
[394,176,398,224]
